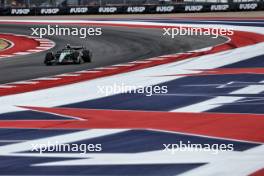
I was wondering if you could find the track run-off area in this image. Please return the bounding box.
[0,16,263,175]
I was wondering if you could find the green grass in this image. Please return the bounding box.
[0,39,9,51]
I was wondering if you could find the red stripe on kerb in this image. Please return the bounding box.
[0,106,263,143]
[0,34,39,55]
[250,168,264,176]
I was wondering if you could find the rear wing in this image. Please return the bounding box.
[71,46,85,50]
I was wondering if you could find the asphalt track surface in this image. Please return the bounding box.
[0,24,226,84]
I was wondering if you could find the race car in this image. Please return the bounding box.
[44,45,92,66]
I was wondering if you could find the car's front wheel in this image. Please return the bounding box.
[72,51,81,64]
[44,52,55,66]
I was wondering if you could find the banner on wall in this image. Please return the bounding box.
[0,2,263,16]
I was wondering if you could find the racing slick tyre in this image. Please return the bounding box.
[44,52,55,66]
[82,50,92,63]
[72,51,81,64]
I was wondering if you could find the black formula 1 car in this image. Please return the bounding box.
[44,45,92,66]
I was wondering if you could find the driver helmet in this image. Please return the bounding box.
[66,44,71,49]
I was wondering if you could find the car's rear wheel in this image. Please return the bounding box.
[82,50,92,63]
[44,52,55,66]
